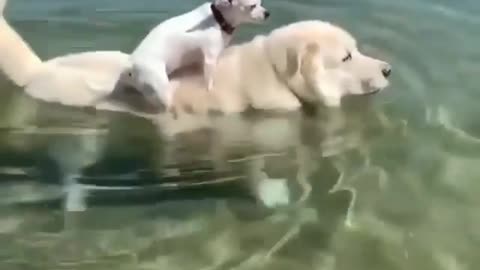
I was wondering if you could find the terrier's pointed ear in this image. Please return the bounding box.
[213,0,232,8]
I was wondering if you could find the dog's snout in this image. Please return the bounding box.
[264,10,270,18]
[381,64,392,78]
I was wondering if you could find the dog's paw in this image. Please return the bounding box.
[257,177,290,208]
[206,78,214,92]
[323,95,342,107]
[163,90,175,108]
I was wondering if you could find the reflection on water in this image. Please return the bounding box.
[2,0,480,269]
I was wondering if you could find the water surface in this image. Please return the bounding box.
[1,0,480,269]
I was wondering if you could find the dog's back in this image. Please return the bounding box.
[135,3,211,47]
[132,2,215,73]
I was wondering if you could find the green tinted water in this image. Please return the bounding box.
[1,0,480,269]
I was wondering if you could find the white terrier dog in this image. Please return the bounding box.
[121,0,270,109]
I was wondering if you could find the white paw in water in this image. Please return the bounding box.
[257,177,290,208]
[64,183,87,212]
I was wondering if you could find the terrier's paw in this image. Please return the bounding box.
[163,90,175,109]
[207,79,214,92]
[323,95,342,107]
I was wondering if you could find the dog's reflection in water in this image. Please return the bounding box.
[32,100,389,222]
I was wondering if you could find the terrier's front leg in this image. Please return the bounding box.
[203,48,221,92]
[140,63,173,109]
[203,58,216,92]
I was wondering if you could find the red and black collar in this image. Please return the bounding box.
[210,4,235,35]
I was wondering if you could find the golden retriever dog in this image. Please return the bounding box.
[170,20,392,114]
[0,0,391,116]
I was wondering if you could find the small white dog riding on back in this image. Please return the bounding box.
[122,0,270,109]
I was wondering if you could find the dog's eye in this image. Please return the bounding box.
[249,4,257,9]
[342,52,352,62]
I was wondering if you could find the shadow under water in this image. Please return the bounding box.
[0,86,398,268]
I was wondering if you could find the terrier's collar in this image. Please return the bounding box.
[210,4,235,35]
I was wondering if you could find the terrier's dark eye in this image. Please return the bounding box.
[342,52,352,62]
[249,4,257,9]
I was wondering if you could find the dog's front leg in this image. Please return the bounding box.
[139,63,174,108]
[203,49,221,92]
[203,58,216,91]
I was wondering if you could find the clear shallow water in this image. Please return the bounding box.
[1,0,480,269]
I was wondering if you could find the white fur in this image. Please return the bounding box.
[126,0,269,108]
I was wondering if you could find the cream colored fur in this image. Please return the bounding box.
[0,0,131,107]
[0,0,390,116]
[0,1,41,87]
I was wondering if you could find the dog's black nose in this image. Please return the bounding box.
[264,10,270,18]
[382,66,392,78]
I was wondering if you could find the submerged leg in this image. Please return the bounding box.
[133,62,175,109]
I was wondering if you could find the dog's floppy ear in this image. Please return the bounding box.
[300,42,323,80]
[300,42,347,106]
[267,41,321,79]
[265,38,299,79]
[285,42,325,102]
[299,42,326,93]
[285,47,300,78]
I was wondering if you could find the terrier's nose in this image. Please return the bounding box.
[264,10,270,18]
[382,64,392,78]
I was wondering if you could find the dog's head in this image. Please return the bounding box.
[268,21,391,106]
[213,0,270,25]
[313,23,391,96]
